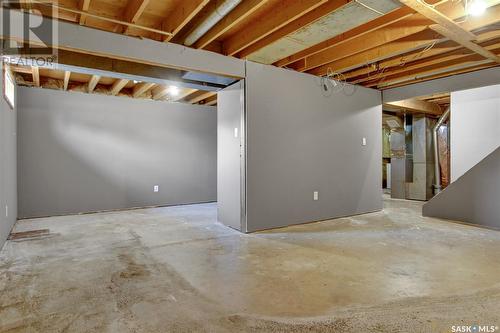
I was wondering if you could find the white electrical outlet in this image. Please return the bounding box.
[313,191,319,201]
[153,185,159,193]
[5,205,8,217]
[234,127,239,138]
[362,137,367,146]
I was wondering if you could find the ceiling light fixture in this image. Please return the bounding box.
[168,86,179,96]
[468,0,487,16]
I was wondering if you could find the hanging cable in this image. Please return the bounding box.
[354,0,385,15]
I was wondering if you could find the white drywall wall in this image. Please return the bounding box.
[0,62,18,250]
[450,84,500,181]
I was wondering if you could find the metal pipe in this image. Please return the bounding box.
[184,0,243,46]
[433,107,450,194]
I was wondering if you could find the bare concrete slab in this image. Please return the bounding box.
[1,198,500,332]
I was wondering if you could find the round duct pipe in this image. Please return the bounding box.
[432,107,450,195]
[184,0,243,46]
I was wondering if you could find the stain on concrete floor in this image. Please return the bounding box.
[1,198,500,332]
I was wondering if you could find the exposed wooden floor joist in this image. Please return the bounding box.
[8,64,218,106]
[2,0,499,90]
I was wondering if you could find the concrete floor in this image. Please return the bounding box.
[1,198,500,332]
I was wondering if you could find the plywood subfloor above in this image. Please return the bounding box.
[247,0,402,64]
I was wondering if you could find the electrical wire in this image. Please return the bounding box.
[354,0,385,15]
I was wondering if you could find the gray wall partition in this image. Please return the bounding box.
[245,62,383,232]
[422,84,499,228]
[17,87,217,218]
[217,81,245,231]
[423,146,500,229]
[0,62,18,250]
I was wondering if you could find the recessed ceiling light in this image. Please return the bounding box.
[168,86,179,96]
[468,0,487,16]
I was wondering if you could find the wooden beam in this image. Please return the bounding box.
[63,71,71,91]
[151,85,169,100]
[384,98,442,115]
[88,74,100,92]
[292,17,434,72]
[187,91,217,104]
[418,92,449,101]
[366,47,500,88]
[430,24,500,63]
[380,62,498,90]
[20,0,32,10]
[10,65,33,74]
[205,98,217,106]
[398,0,477,41]
[122,0,151,34]
[237,0,349,59]
[124,0,150,24]
[162,0,210,42]
[426,97,450,104]
[351,39,500,85]
[132,82,155,97]
[398,0,500,63]
[343,29,500,80]
[28,1,172,38]
[31,66,39,87]
[78,0,90,25]
[222,0,328,56]
[110,78,129,96]
[307,3,500,77]
[308,29,440,76]
[194,0,269,49]
[299,2,468,72]
[174,88,198,102]
[273,4,422,67]
[343,40,460,80]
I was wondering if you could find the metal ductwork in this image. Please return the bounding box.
[184,0,243,46]
[432,107,450,195]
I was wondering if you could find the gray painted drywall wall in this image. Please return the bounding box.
[17,87,217,218]
[423,146,500,229]
[245,62,382,232]
[450,84,500,182]
[217,81,244,231]
[0,62,18,249]
[382,67,500,103]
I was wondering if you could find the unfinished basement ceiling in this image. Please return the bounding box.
[247,0,402,64]
[3,0,500,89]
[9,64,219,106]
